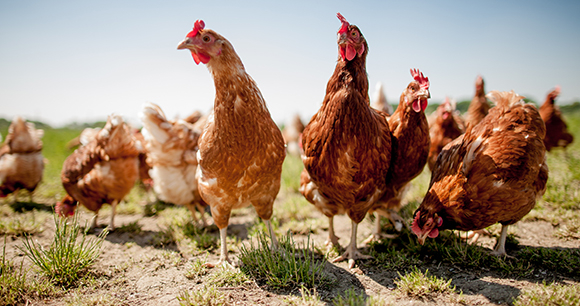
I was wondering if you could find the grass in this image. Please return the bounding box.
[368,227,580,278]
[395,267,458,298]
[513,281,580,306]
[331,288,391,306]
[156,207,218,253]
[113,220,142,234]
[177,285,228,306]
[184,257,209,280]
[1,237,31,306]
[0,209,50,236]
[20,214,108,287]
[332,288,367,306]
[0,237,59,306]
[207,266,250,287]
[285,286,325,306]
[238,231,330,290]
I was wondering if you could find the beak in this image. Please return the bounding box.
[337,32,348,45]
[417,233,428,245]
[177,38,190,50]
[418,89,430,100]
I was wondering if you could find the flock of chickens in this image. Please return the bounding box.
[0,13,575,269]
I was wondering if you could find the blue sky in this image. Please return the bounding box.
[1,0,579,127]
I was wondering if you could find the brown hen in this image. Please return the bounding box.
[412,91,548,256]
[365,69,431,242]
[56,115,140,230]
[299,13,392,268]
[465,75,491,128]
[539,86,574,151]
[371,82,393,115]
[177,20,286,267]
[0,116,44,201]
[427,97,464,171]
[282,113,305,156]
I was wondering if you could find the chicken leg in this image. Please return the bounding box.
[186,203,208,227]
[109,200,118,231]
[204,227,232,268]
[325,216,340,247]
[332,220,371,269]
[490,224,512,257]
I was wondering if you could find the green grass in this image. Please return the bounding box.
[20,214,108,287]
[177,285,228,306]
[281,155,304,193]
[0,209,50,236]
[332,288,367,306]
[207,266,250,287]
[395,267,458,298]
[368,228,580,278]
[285,286,326,306]
[184,257,209,280]
[156,207,218,253]
[238,231,330,290]
[0,237,59,305]
[513,281,580,306]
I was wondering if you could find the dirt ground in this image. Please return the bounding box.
[3,206,579,306]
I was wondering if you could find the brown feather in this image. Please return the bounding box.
[300,23,392,224]
[59,115,139,218]
[415,91,548,234]
[539,87,574,151]
[0,117,44,197]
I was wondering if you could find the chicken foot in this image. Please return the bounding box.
[332,220,371,269]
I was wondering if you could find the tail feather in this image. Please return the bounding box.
[140,102,172,145]
[486,90,525,109]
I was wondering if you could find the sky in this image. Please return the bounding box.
[1,0,579,128]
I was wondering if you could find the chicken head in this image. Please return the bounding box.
[337,13,366,61]
[403,69,430,112]
[411,210,443,245]
[55,195,77,217]
[177,19,224,65]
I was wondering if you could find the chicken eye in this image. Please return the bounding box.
[202,35,211,42]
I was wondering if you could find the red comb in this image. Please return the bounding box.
[186,20,205,38]
[411,69,429,91]
[337,13,349,34]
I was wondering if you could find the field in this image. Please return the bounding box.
[1,110,579,306]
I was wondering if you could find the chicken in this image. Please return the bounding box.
[539,86,574,151]
[177,19,286,267]
[139,102,207,225]
[282,114,305,156]
[427,97,464,171]
[365,69,431,242]
[299,13,392,268]
[412,91,548,256]
[0,116,44,201]
[56,115,140,230]
[465,75,490,128]
[65,127,101,150]
[371,82,393,115]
